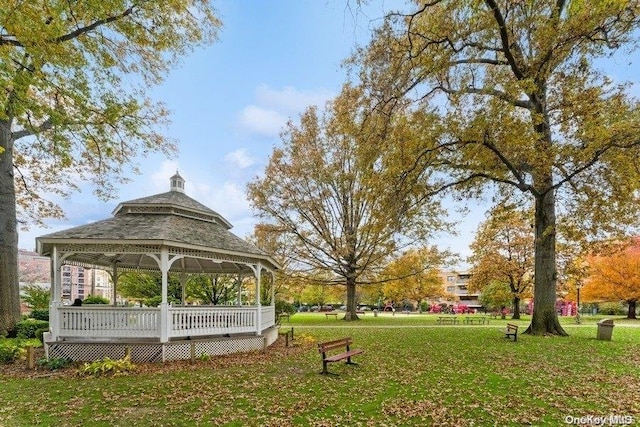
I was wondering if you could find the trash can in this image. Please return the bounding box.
[597,319,615,341]
[373,309,378,317]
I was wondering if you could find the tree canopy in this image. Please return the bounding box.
[0,1,221,334]
[468,203,534,319]
[381,246,447,311]
[582,239,640,319]
[356,0,640,335]
[247,85,450,320]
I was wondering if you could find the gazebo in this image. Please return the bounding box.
[37,172,281,362]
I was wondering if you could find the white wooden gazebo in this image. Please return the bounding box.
[36,172,281,362]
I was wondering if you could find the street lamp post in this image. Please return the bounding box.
[575,282,583,324]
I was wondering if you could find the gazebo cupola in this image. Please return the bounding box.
[170,171,185,193]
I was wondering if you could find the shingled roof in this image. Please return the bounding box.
[36,172,279,274]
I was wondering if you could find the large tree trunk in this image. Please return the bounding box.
[0,120,21,336]
[627,300,637,320]
[512,295,521,320]
[344,279,359,321]
[526,190,567,336]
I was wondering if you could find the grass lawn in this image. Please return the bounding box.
[1,314,638,426]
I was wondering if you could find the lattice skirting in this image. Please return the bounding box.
[45,327,280,363]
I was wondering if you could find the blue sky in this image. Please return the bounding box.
[18,1,640,266]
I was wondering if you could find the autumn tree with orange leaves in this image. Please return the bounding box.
[381,246,448,312]
[468,204,534,319]
[582,240,640,319]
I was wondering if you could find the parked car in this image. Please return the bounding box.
[319,305,334,312]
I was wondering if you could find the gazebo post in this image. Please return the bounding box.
[49,245,63,341]
[255,264,262,335]
[270,272,275,306]
[236,274,243,305]
[159,248,170,343]
[179,270,186,305]
[111,261,119,306]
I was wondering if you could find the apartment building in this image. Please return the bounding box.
[18,249,113,303]
[440,270,482,309]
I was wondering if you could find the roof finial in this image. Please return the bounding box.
[170,170,185,193]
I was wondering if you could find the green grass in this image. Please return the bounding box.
[1,315,639,426]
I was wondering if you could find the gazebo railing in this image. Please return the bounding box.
[261,306,275,331]
[169,306,258,338]
[55,305,275,341]
[59,306,159,338]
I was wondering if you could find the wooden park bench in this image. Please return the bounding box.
[502,323,519,341]
[317,337,364,375]
[356,310,365,315]
[325,312,339,319]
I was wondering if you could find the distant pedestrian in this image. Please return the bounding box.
[71,298,83,306]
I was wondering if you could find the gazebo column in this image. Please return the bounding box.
[160,248,170,342]
[107,261,121,306]
[147,248,184,343]
[179,270,187,305]
[236,274,243,305]
[48,247,73,341]
[49,246,62,341]
[250,263,262,335]
[270,272,275,306]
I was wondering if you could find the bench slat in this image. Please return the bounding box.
[324,349,364,363]
[318,339,353,352]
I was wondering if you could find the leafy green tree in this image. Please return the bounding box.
[187,274,238,305]
[20,284,50,310]
[248,85,449,320]
[0,1,221,334]
[357,0,640,335]
[479,281,513,318]
[117,272,182,303]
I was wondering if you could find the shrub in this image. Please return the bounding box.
[598,302,626,315]
[78,356,136,377]
[30,309,49,321]
[38,357,73,370]
[83,295,110,304]
[0,340,24,364]
[35,328,49,343]
[16,319,49,339]
[275,300,295,315]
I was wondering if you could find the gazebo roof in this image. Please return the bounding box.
[36,172,279,274]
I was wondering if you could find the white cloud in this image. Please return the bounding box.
[237,105,287,138]
[224,149,256,169]
[254,84,333,114]
[191,181,255,233]
[236,85,335,138]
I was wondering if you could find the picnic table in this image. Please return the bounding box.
[464,316,488,325]
[437,316,458,325]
